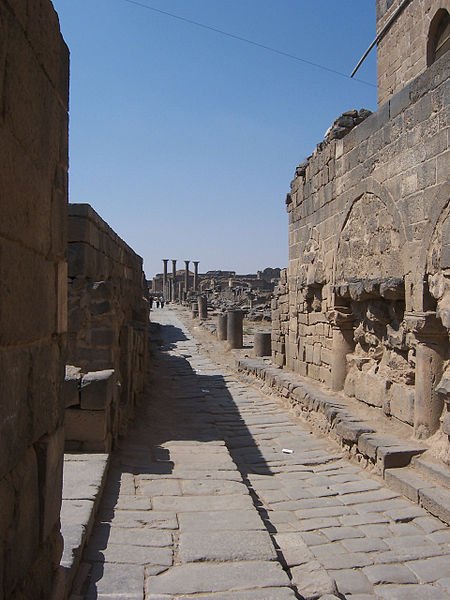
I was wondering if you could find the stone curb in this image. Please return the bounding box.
[180,309,449,526]
[60,452,111,594]
[235,356,450,526]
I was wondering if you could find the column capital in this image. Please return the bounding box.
[404,311,446,338]
[326,307,354,327]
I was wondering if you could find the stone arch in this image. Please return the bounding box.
[416,182,450,286]
[334,193,402,285]
[426,197,450,329]
[427,8,450,66]
[332,178,407,286]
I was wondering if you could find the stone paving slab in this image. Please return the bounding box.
[145,561,291,595]
[72,309,450,600]
[179,530,277,562]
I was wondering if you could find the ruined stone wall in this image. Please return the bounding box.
[274,52,449,452]
[0,1,69,597]
[66,204,149,451]
[377,0,450,105]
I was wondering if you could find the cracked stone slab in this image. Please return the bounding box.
[177,588,298,599]
[85,543,173,566]
[179,530,277,562]
[89,524,172,547]
[291,562,338,599]
[152,494,254,512]
[145,561,290,595]
[97,509,178,529]
[178,510,265,531]
[180,479,249,495]
[86,562,144,599]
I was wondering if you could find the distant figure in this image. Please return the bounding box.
[149,296,154,309]
[156,298,160,308]
[160,296,165,308]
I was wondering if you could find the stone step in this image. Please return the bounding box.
[236,357,426,473]
[411,453,450,489]
[61,453,110,593]
[385,467,450,525]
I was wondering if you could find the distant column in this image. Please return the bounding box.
[227,309,243,349]
[254,332,271,356]
[171,259,177,300]
[193,261,199,291]
[162,259,169,298]
[198,295,207,319]
[184,260,190,293]
[217,313,228,341]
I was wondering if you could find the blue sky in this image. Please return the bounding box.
[52,0,377,278]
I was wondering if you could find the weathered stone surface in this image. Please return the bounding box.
[0,1,68,596]
[152,494,254,512]
[178,589,298,600]
[179,530,277,562]
[178,510,265,532]
[146,562,290,595]
[291,563,337,599]
[80,369,116,410]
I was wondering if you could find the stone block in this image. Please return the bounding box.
[384,468,433,503]
[388,383,414,425]
[80,369,116,411]
[63,366,80,408]
[346,369,388,408]
[377,444,425,471]
[419,487,450,525]
[65,408,109,444]
[35,427,65,542]
[90,327,116,347]
[334,421,375,443]
[0,346,31,479]
[0,239,57,345]
[4,448,40,597]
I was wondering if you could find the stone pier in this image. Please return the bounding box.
[171,259,177,301]
[185,260,190,293]
[162,259,169,299]
[193,261,199,291]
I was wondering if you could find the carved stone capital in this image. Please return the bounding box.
[327,307,354,327]
[404,311,447,339]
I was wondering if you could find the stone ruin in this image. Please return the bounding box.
[64,204,149,452]
[272,0,449,463]
[150,264,281,322]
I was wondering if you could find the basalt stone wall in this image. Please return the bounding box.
[376,0,450,105]
[0,1,69,598]
[273,53,449,459]
[66,204,149,452]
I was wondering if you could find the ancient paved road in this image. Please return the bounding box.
[77,309,450,600]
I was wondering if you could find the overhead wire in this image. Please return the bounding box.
[121,0,377,88]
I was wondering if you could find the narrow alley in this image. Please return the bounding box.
[74,308,450,600]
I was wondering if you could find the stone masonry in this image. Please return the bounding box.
[272,3,449,462]
[66,204,149,452]
[377,0,450,105]
[0,1,69,598]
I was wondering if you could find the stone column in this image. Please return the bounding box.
[193,261,199,291]
[178,282,183,303]
[162,259,169,299]
[217,313,228,340]
[406,312,446,439]
[171,260,177,301]
[198,295,207,319]
[192,302,199,319]
[327,307,354,392]
[227,309,243,349]
[254,332,271,356]
[184,260,190,293]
